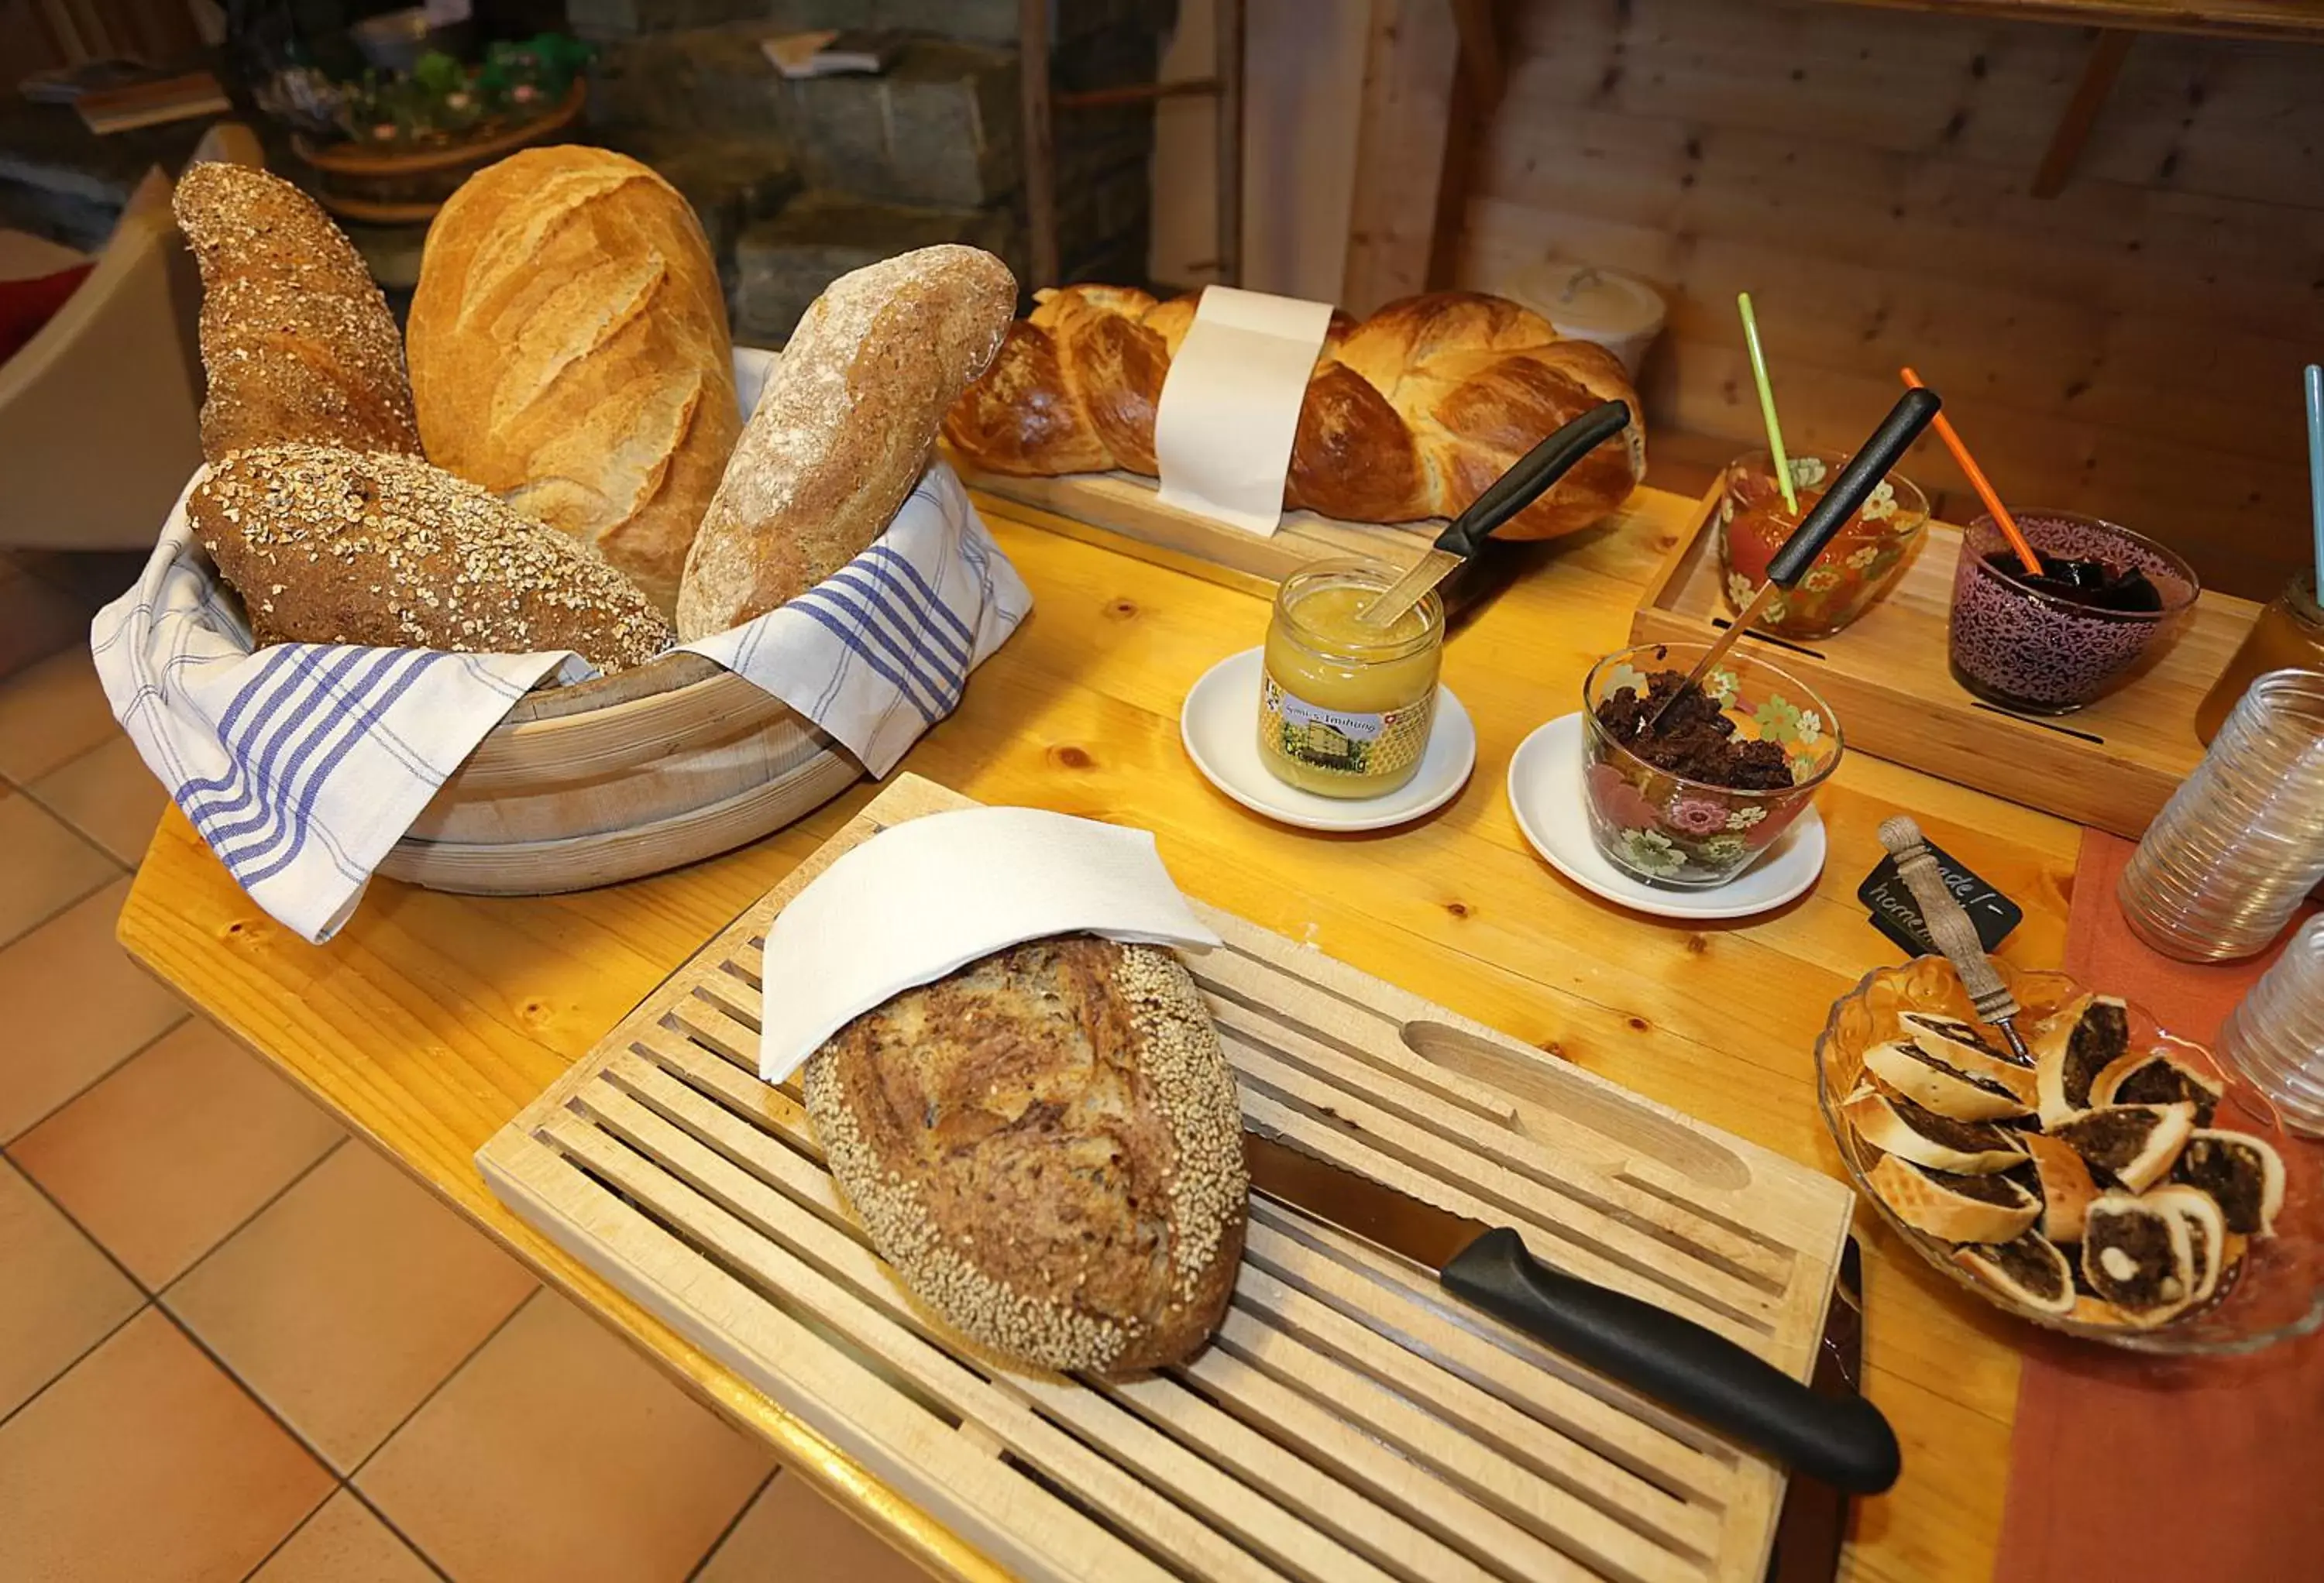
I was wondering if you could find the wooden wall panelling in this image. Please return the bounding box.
[1341,0,1462,312]
[1452,0,2324,598]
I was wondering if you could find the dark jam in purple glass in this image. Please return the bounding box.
[1981,553,2163,614]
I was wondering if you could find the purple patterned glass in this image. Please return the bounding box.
[1947,512,2199,714]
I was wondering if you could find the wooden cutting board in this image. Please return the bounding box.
[1630,484,2260,841]
[476,774,1855,1583]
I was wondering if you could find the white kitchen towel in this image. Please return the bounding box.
[1152,285,1336,537]
[91,347,1030,946]
[756,807,1222,1083]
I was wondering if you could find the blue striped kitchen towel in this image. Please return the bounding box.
[91,454,1031,946]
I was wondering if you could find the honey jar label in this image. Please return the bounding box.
[1260,671,1433,780]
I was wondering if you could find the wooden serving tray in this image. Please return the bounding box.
[477,774,1854,1583]
[1630,486,2260,840]
[947,454,1448,585]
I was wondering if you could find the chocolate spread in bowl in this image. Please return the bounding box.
[1593,669,1796,790]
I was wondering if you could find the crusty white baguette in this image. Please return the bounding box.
[676,244,1016,640]
[407,146,741,615]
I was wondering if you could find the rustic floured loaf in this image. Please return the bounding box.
[172,162,421,462]
[943,287,1645,540]
[190,445,673,672]
[676,244,1016,640]
[803,934,1246,1375]
[407,146,741,614]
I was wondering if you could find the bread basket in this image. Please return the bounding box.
[375,651,860,895]
[1815,956,2324,1355]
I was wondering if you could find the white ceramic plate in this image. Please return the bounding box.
[1180,648,1476,832]
[1506,713,1826,920]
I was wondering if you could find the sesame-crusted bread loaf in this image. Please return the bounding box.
[802,934,1246,1375]
[675,244,1016,640]
[407,147,741,615]
[189,445,673,672]
[172,162,421,462]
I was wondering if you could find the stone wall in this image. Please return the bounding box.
[578,0,1175,344]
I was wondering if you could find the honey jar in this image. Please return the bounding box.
[1257,559,1444,798]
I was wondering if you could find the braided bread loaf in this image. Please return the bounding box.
[942,287,1645,540]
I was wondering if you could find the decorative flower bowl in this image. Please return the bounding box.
[1816,956,2324,1355]
[1948,511,2199,714]
[1717,448,1930,640]
[1580,642,1841,889]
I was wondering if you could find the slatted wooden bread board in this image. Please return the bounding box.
[477,775,1855,1583]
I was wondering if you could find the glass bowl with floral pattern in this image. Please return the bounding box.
[1817,956,2324,1355]
[1580,642,1842,889]
[1717,448,1930,640]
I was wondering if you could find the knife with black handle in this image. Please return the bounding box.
[1246,1132,1901,1495]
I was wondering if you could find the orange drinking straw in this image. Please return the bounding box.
[1899,367,2044,576]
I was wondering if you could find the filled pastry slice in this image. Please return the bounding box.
[2031,994,2130,1126]
[1899,1011,2037,1095]
[1843,1081,2027,1173]
[2019,1131,2100,1243]
[1952,1231,2076,1316]
[1864,1038,2034,1122]
[2089,1046,2223,1125]
[2081,1191,2195,1325]
[1868,1154,2040,1243]
[2050,1101,2196,1193]
[2171,1129,2284,1238]
[2144,1184,2229,1308]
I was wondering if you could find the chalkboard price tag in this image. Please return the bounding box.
[1858,841,2021,958]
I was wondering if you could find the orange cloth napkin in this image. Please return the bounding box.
[1996,829,2322,1583]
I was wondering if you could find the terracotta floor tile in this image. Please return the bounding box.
[0,566,98,686]
[697,1471,929,1583]
[249,1490,438,1583]
[166,1142,535,1471]
[0,785,117,947]
[14,1018,345,1286]
[0,647,121,782]
[0,1159,141,1418]
[358,1290,774,1583]
[29,733,171,867]
[0,1307,332,1583]
[0,877,188,1142]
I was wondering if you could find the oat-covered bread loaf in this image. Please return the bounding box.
[676,244,1016,640]
[407,146,741,615]
[172,162,420,462]
[189,445,672,672]
[803,934,1246,1375]
[943,287,1645,540]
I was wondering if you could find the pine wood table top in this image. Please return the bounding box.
[119,487,2078,1583]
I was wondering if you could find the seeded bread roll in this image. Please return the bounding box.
[190,445,673,672]
[803,934,1246,1375]
[407,146,741,614]
[172,163,421,462]
[676,244,1016,640]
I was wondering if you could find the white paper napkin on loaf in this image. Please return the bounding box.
[757,808,1222,1083]
[1152,285,1336,537]
[89,349,1031,946]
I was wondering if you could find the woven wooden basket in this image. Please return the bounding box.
[374,652,860,896]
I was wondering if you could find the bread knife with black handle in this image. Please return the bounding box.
[1244,1132,1901,1495]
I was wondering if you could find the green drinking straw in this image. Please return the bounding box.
[2306,363,2323,594]
[1738,293,1797,515]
